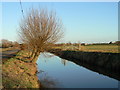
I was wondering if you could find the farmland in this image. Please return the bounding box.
[51,44,119,53]
[81,44,119,53]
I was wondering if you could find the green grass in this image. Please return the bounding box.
[52,44,119,53]
[82,45,119,53]
[2,50,40,88]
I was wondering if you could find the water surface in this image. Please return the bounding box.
[37,53,119,88]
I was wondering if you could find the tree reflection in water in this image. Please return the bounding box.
[118,81,120,90]
[38,52,55,63]
[61,59,68,66]
[39,72,60,88]
[37,52,119,88]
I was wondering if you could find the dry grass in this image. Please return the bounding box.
[82,45,119,53]
[2,50,40,88]
[0,47,16,52]
[51,44,119,53]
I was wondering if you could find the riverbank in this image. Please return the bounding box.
[2,50,41,88]
[48,49,120,80]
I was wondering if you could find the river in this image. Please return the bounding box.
[37,52,119,88]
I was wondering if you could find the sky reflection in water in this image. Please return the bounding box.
[37,53,119,88]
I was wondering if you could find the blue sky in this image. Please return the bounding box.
[2,2,118,43]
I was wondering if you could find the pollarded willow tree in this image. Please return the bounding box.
[19,8,64,63]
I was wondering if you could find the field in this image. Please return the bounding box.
[52,44,119,53]
[81,45,119,53]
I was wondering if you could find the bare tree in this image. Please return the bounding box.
[19,8,64,63]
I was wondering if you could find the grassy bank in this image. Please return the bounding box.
[49,49,120,75]
[2,50,41,88]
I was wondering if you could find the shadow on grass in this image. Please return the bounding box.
[16,57,32,63]
[3,71,34,88]
[2,54,18,64]
[2,52,32,64]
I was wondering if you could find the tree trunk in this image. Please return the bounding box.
[31,48,37,60]
[31,51,40,64]
[31,50,35,58]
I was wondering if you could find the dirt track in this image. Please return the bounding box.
[0,48,20,62]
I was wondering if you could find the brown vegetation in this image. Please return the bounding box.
[19,8,63,63]
[2,50,41,88]
[1,39,19,48]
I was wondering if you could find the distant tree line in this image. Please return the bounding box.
[86,41,120,46]
[53,41,120,46]
[1,39,19,48]
[115,41,120,45]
